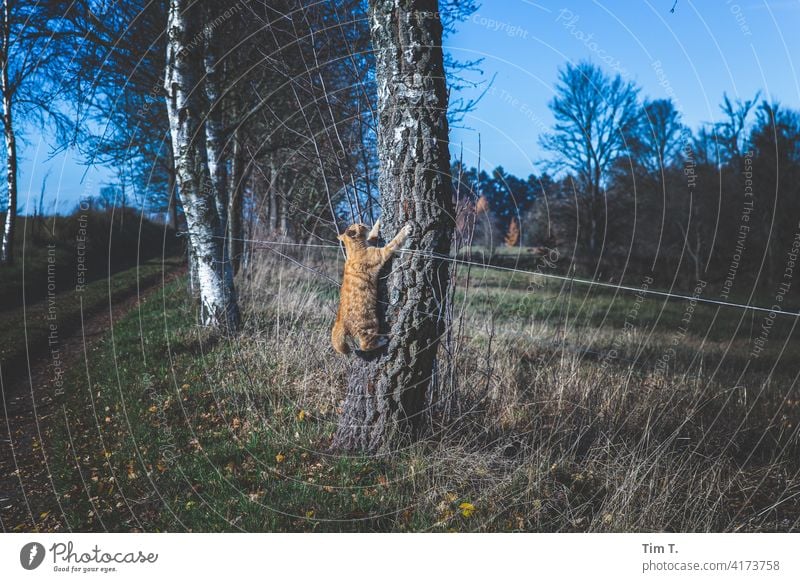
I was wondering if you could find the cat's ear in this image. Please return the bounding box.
[337,233,345,241]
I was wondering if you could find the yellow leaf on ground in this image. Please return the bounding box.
[459,502,475,518]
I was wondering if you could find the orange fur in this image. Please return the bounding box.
[331,220,412,354]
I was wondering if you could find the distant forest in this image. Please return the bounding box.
[456,62,800,293]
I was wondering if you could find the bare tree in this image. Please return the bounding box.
[716,92,759,163]
[540,61,639,258]
[637,98,684,174]
[333,0,455,452]
[0,1,66,264]
[56,0,176,223]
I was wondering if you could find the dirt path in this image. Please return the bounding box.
[0,266,185,532]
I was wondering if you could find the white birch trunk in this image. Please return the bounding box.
[203,15,228,239]
[202,10,239,298]
[164,0,239,330]
[0,0,16,266]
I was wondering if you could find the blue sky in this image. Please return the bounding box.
[17,137,110,215]
[15,0,800,213]
[446,0,800,177]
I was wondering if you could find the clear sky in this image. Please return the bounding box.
[17,138,112,215]
[446,0,800,177]
[15,0,800,213]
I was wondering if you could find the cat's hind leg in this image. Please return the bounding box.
[357,328,388,351]
[331,319,350,354]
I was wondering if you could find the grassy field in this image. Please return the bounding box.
[0,211,178,387]
[0,212,177,312]
[42,248,800,532]
[0,257,181,388]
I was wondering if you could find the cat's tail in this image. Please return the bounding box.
[331,320,350,355]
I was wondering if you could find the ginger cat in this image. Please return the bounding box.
[331,220,412,354]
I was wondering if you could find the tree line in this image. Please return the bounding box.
[454,61,800,295]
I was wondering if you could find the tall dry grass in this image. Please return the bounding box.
[207,243,800,531]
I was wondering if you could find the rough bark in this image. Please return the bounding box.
[0,0,16,266]
[333,0,454,452]
[164,0,239,330]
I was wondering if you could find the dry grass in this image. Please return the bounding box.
[45,244,799,532]
[200,247,800,531]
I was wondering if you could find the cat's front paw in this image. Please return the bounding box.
[400,224,413,239]
[367,219,381,241]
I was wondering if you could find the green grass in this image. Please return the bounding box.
[0,256,182,385]
[42,250,800,532]
[0,212,178,314]
[456,262,800,353]
[0,209,180,386]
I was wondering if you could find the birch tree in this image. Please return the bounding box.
[333,0,455,451]
[0,0,17,265]
[164,0,239,329]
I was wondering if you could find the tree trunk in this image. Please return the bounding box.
[268,162,279,233]
[589,168,602,259]
[0,0,16,266]
[279,202,288,237]
[203,8,229,240]
[187,240,200,312]
[202,8,238,293]
[228,123,245,275]
[1,93,16,266]
[164,0,239,330]
[333,0,454,452]
[167,164,179,230]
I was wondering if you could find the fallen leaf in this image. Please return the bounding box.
[459,502,475,518]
